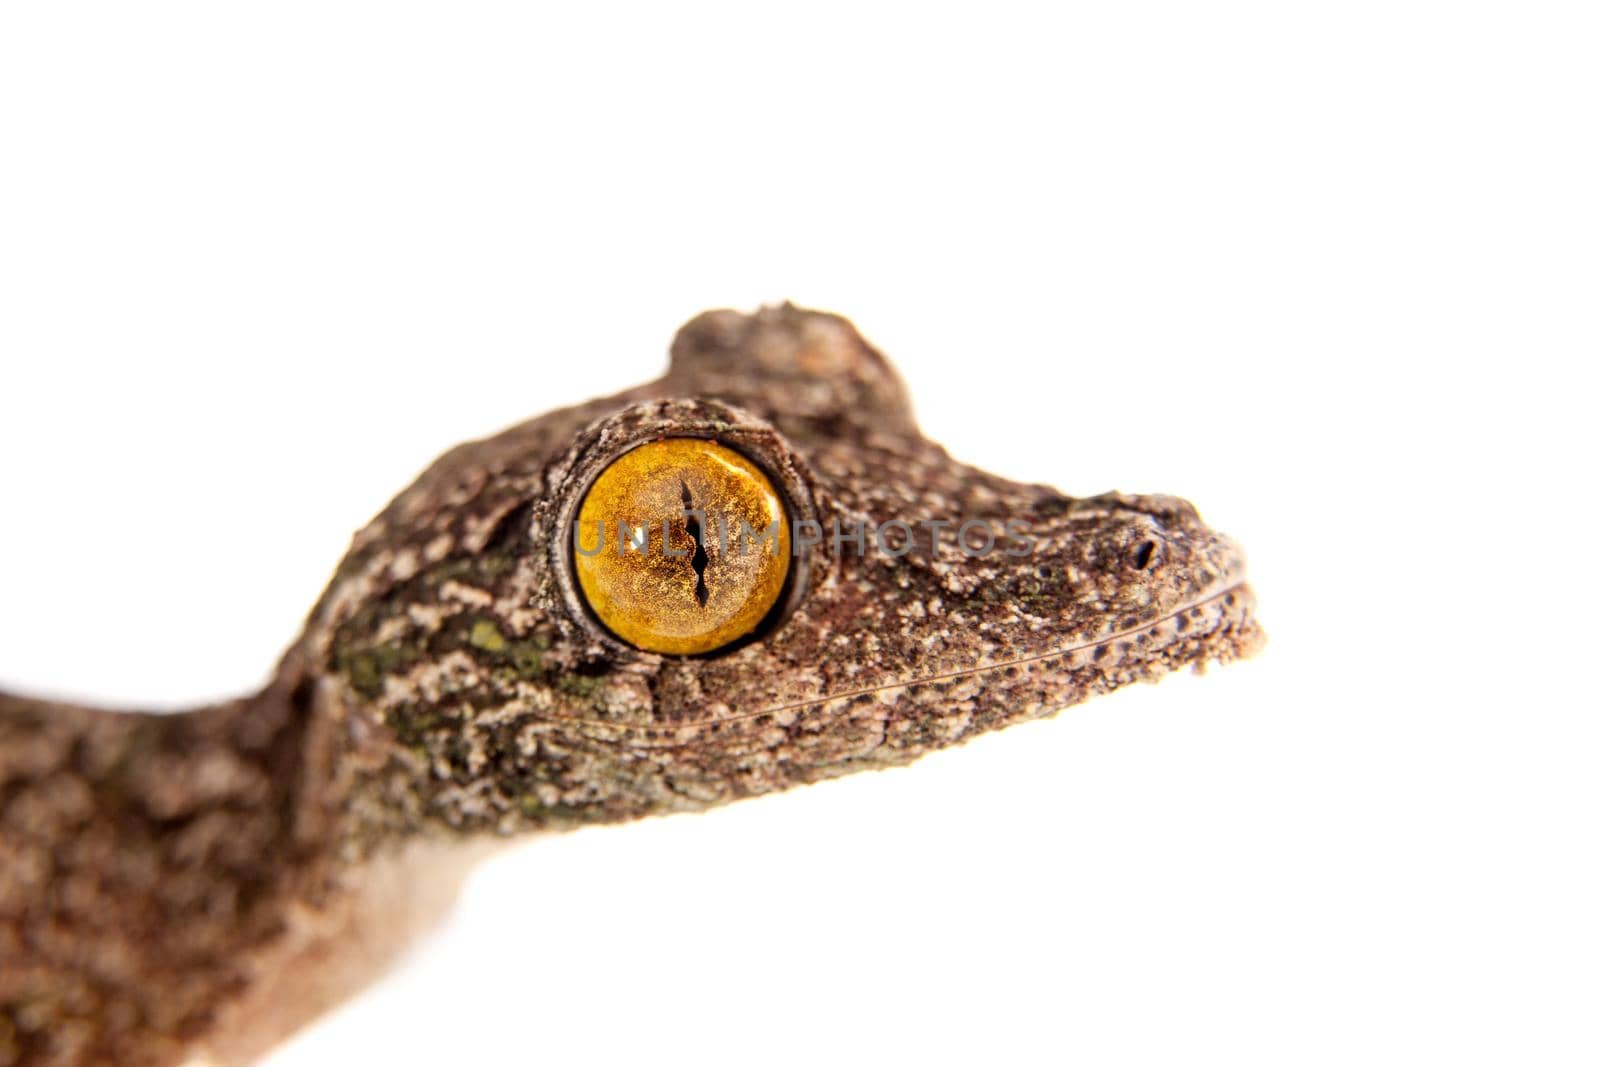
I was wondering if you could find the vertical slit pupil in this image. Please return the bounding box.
[681,480,710,607]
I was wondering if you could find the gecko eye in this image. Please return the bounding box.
[572,438,791,655]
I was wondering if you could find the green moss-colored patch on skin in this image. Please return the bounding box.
[438,612,552,681]
[555,673,606,699]
[385,703,442,747]
[428,553,515,585]
[513,791,612,829]
[967,563,1072,616]
[337,641,422,699]
[483,641,551,687]
[468,619,506,653]
[328,555,524,688]
[1016,572,1069,614]
[506,637,548,679]
[474,553,516,579]
[426,558,477,584]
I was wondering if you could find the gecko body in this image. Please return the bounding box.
[0,306,1262,1065]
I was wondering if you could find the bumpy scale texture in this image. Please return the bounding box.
[0,305,1263,1066]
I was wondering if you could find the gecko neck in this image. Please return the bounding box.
[0,656,360,1065]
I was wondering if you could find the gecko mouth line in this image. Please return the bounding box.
[560,580,1253,737]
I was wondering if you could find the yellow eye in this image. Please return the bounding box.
[573,438,791,655]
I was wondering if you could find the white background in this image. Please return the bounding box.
[2,3,1595,1065]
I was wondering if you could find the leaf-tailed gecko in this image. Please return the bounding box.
[0,305,1263,1066]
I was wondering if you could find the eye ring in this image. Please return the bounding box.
[547,399,817,657]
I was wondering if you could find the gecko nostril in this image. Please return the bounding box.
[1129,540,1158,571]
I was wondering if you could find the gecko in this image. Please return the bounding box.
[0,305,1263,1066]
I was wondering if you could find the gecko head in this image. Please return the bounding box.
[314,306,1261,836]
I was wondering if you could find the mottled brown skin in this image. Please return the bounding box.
[0,305,1263,1066]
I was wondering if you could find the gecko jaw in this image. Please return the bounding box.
[788,580,1261,717]
[557,580,1260,740]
